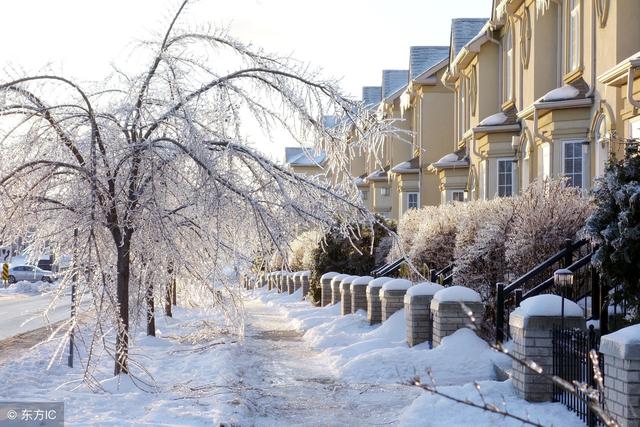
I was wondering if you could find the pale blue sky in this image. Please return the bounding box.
[0,0,492,159]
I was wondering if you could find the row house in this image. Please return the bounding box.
[436,0,640,203]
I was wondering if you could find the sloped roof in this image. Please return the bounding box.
[450,18,488,59]
[430,147,469,170]
[409,46,450,80]
[362,86,382,108]
[382,70,409,99]
[366,165,390,182]
[285,147,327,167]
[390,156,420,174]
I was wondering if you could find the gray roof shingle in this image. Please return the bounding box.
[450,18,488,59]
[409,46,450,80]
[362,86,382,108]
[382,70,409,99]
[285,147,327,166]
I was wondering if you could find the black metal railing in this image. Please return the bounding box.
[495,238,598,343]
[430,263,454,285]
[553,325,604,427]
[371,257,406,277]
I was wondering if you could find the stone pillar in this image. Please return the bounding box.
[509,294,585,402]
[600,324,640,427]
[366,277,392,325]
[380,279,412,322]
[340,276,358,316]
[331,274,349,305]
[430,286,485,348]
[320,272,339,307]
[350,276,373,314]
[293,272,302,291]
[301,272,310,299]
[405,282,443,347]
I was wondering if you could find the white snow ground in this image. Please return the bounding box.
[0,285,586,426]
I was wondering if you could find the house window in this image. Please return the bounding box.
[631,118,640,140]
[563,140,583,187]
[566,0,581,74]
[452,191,465,202]
[360,190,369,201]
[504,25,514,102]
[407,192,419,209]
[380,187,390,196]
[497,159,515,197]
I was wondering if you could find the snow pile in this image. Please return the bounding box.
[0,280,54,295]
[399,379,584,426]
[478,112,508,126]
[432,286,481,303]
[541,85,579,102]
[512,294,583,317]
[406,282,443,297]
[436,153,459,164]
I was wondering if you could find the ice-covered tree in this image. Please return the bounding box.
[0,0,386,376]
[588,141,640,321]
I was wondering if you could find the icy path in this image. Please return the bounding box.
[235,298,420,426]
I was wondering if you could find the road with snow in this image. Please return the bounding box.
[235,298,421,426]
[0,291,73,341]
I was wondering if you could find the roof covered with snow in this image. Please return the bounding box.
[450,18,488,59]
[390,156,420,174]
[432,286,482,303]
[539,78,590,103]
[285,147,327,167]
[382,70,409,100]
[366,166,390,182]
[430,148,469,170]
[362,86,382,109]
[409,46,450,80]
[354,174,368,187]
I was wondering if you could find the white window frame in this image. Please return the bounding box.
[361,190,369,201]
[631,117,640,140]
[497,158,516,197]
[451,190,465,203]
[562,139,584,188]
[407,192,419,210]
[565,0,582,75]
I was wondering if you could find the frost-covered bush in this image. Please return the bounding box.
[505,178,591,277]
[407,204,462,273]
[587,142,640,321]
[453,198,516,302]
[387,207,424,262]
[287,229,322,271]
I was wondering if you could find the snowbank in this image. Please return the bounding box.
[0,280,55,295]
[511,294,583,318]
[406,282,443,297]
[432,286,481,303]
[399,379,584,426]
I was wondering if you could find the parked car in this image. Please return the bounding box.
[8,265,54,283]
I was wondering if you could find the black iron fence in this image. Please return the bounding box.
[553,325,604,427]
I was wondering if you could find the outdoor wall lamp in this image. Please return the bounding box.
[554,268,574,288]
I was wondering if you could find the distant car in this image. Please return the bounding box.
[8,265,54,283]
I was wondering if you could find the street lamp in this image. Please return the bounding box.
[554,268,574,329]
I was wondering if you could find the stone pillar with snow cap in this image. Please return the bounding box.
[430,286,484,348]
[320,272,339,306]
[350,276,373,314]
[293,272,302,291]
[340,276,358,316]
[599,324,640,427]
[405,282,443,347]
[367,277,393,325]
[286,272,295,294]
[300,271,311,299]
[331,274,349,305]
[509,294,585,402]
[380,279,413,322]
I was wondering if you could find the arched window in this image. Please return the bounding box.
[520,7,532,69]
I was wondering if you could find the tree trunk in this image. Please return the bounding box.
[114,238,131,375]
[171,277,177,306]
[146,281,155,337]
[165,263,174,317]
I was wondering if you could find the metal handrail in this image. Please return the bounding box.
[523,252,593,299]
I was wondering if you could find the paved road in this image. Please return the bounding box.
[0,291,74,341]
